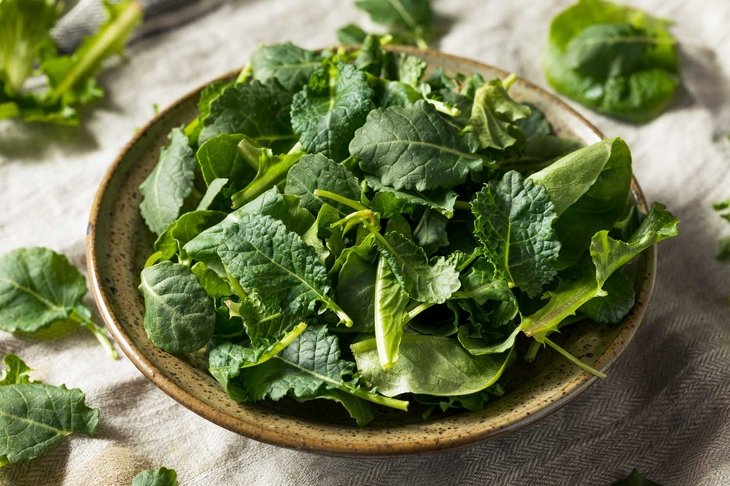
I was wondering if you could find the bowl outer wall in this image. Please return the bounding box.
[86,46,656,456]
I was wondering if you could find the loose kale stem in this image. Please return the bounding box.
[70,310,119,359]
[313,189,366,212]
[542,337,606,379]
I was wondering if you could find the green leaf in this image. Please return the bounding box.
[471,170,560,297]
[291,62,374,161]
[132,467,179,486]
[0,383,98,467]
[139,128,197,236]
[0,354,32,386]
[465,78,531,152]
[230,138,305,208]
[355,0,432,47]
[413,209,449,255]
[529,138,632,265]
[352,334,512,396]
[520,203,678,341]
[453,257,516,307]
[565,23,652,79]
[337,24,369,45]
[185,187,313,267]
[0,248,86,333]
[251,43,322,93]
[208,321,308,400]
[351,100,485,191]
[191,262,232,298]
[373,257,411,368]
[139,261,216,354]
[154,210,226,261]
[610,469,662,486]
[0,247,116,357]
[232,325,408,424]
[199,80,295,150]
[378,231,461,304]
[458,326,520,356]
[578,271,635,324]
[544,0,679,122]
[217,214,352,326]
[196,134,256,189]
[285,153,362,213]
[366,176,458,218]
[196,178,229,211]
[336,252,377,332]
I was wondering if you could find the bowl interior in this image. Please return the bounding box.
[87,46,655,455]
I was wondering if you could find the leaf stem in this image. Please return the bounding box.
[313,189,367,212]
[406,302,432,322]
[70,310,119,359]
[542,337,606,379]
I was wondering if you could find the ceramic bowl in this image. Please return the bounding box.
[87,46,655,455]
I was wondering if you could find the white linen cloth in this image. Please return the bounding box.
[1,1,729,484]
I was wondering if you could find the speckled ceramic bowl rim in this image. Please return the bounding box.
[87,46,656,456]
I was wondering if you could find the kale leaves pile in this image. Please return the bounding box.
[137,38,678,424]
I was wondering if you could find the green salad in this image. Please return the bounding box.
[137,38,678,425]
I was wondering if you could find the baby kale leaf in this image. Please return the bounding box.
[139,128,197,236]
[351,100,484,191]
[139,261,216,354]
[0,247,116,357]
[251,42,323,93]
[217,214,352,326]
[352,334,513,396]
[291,62,374,161]
[471,171,561,297]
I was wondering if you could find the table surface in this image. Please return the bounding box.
[1,1,729,485]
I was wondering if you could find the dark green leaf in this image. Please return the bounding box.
[291,62,374,160]
[352,100,485,191]
[139,128,197,236]
[373,257,411,368]
[544,0,679,122]
[366,176,457,218]
[465,78,531,152]
[251,43,322,93]
[139,261,216,354]
[352,334,512,396]
[378,231,461,304]
[336,252,377,332]
[579,271,635,324]
[154,210,226,261]
[217,214,351,325]
[610,469,662,486]
[196,134,256,189]
[0,383,98,467]
[355,0,432,46]
[413,209,449,254]
[199,80,295,150]
[337,24,369,45]
[472,170,560,297]
[285,153,362,213]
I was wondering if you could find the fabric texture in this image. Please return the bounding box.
[1,0,729,484]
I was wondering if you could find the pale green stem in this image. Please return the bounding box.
[543,337,607,379]
[313,189,367,212]
[70,310,119,360]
